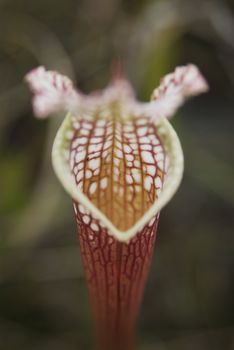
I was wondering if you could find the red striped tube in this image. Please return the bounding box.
[74,203,159,350]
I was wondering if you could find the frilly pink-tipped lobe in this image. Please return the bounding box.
[150,64,209,119]
[25,66,81,118]
[25,64,208,120]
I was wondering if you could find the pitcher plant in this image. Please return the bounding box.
[25,64,208,350]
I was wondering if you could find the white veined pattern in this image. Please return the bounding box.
[68,108,166,232]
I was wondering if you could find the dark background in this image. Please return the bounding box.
[0,0,234,349]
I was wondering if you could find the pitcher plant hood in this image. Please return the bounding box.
[25,64,208,242]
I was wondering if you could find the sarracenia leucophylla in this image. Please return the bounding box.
[25,64,208,350]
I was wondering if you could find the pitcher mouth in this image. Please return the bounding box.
[52,113,184,242]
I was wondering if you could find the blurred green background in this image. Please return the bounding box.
[0,0,234,349]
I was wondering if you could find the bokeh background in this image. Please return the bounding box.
[0,0,234,349]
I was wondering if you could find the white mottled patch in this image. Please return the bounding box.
[147,165,156,176]
[100,177,108,190]
[151,138,160,145]
[76,171,84,182]
[93,168,99,176]
[133,172,141,183]
[134,160,140,168]
[81,129,90,136]
[126,174,133,184]
[77,162,84,170]
[141,151,155,164]
[77,145,85,152]
[90,137,102,144]
[91,223,99,232]
[89,158,100,170]
[78,204,86,214]
[89,144,102,153]
[124,132,136,141]
[89,182,97,194]
[157,160,164,170]
[140,144,152,151]
[85,169,92,179]
[82,122,92,130]
[154,145,163,153]
[83,215,90,224]
[124,125,134,132]
[94,128,105,136]
[78,137,88,145]
[123,144,132,153]
[126,154,134,161]
[72,138,80,149]
[131,168,139,175]
[144,176,152,191]
[139,137,150,144]
[115,149,123,158]
[137,127,148,137]
[155,176,162,188]
[155,153,164,162]
[130,143,138,150]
